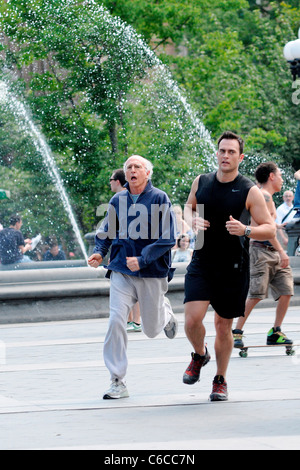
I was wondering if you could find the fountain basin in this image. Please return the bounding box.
[1,259,300,324]
[0,260,87,271]
[0,263,187,324]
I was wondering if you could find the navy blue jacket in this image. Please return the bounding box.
[94,181,176,279]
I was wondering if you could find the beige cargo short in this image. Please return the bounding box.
[248,244,294,301]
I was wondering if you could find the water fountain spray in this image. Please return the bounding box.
[0,80,89,263]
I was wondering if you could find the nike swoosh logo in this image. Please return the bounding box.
[232,189,240,192]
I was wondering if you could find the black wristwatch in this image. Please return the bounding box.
[244,226,252,238]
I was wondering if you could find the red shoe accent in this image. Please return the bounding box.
[210,376,228,401]
[183,349,210,385]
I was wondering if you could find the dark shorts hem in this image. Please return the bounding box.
[184,270,248,320]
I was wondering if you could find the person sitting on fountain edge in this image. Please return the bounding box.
[0,215,32,265]
[43,237,66,262]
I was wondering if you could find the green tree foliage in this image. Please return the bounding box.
[0,0,158,235]
[103,0,300,162]
[0,0,299,246]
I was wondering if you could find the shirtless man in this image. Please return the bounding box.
[233,162,294,348]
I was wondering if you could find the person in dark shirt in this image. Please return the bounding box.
[88,155,177,400]
[0,215,32,265]
[183,131,276,402]
[43,240,66,261]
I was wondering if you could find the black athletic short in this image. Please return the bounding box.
[184,261,249,320]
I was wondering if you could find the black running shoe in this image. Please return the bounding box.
[210,375,228,402]
[183,348,211,385]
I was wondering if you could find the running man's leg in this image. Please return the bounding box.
[214,314,234,379]
[136,277,175,339]
[184,301,209,356]
[235,245,269,332]
[274,295,291,328]
[103,272,136,380]
[183,301,210,385]
[235,297,261,330]
[209,314,234,402]
[233,297,261,348]
[132,302,141,324]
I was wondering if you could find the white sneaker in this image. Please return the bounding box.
[103,379,129,400]
[127,322,142,333]
[164,311,178,340]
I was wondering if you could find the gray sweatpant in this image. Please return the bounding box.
[103,271,173,380]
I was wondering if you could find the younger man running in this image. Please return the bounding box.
[183,132,275,401]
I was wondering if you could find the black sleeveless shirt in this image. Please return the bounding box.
[192,171,254,272]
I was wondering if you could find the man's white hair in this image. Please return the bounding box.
[123,155,153,180]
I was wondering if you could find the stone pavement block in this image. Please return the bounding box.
[0,308,299,450]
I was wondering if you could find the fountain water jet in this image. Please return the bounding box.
[0,80,89,263]
[0,1,218,267]
[83,0,217,172]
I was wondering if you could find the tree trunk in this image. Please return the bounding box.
[109,123,118,154]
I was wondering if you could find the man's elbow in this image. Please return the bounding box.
[267,223,277,240]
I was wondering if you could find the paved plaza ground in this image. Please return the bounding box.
[0,305,300,450]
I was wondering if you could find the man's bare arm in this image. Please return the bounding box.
[260,189,290,268]
[184,176,210,231]
[246,186,276,240]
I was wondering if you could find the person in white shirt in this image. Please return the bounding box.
[276,191,295,224]
[172,234,193,263]
[276,190,296,249]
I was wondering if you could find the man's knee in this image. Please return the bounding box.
[185,301,208,331]
[185,312,199,332]
[215,315,233,340]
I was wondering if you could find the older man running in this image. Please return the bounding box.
[89,155,178,399]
